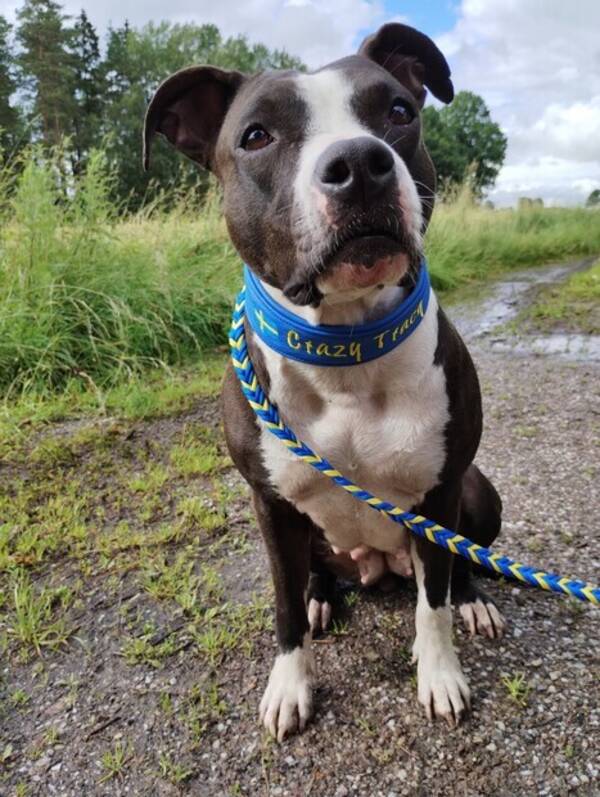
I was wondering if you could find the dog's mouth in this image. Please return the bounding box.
[284,215,419,306]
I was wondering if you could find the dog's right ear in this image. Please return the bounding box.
[143,66,245,171]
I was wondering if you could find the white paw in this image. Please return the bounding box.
[459,598,506,639]
[259,640,315,742]
[413,641,471,727]
[308,598,332,633]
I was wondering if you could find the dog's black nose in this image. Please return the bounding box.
[315,137,396,205]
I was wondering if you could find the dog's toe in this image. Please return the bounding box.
[459,598,506,639]
[416,650,471,727]
[259,646,314,742]
[308,598,332,634]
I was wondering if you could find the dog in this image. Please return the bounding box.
[144,22,506,741]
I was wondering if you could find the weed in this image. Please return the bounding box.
[158,752,194,784]
[159,690,173,716]
[169,440,223,477]
[177,495,225,532]
[121,632,178,668]
[141,551,201,613]
[99,740,133,783]
[182,680,227,742]
[355,716,376,736]
[0,743,14,765]
[128,464,169,493]
[10,688,30,706]
[5,570,73,657]
[331,619,350,636]
[501,672,531,706]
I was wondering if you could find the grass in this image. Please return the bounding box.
[517,258,600,334]
[501,672,531,706]
[426,186,600,292]
[99,740,134,783]
[1,147,599,402]
[3,570,74,658]
[0,148,237,398]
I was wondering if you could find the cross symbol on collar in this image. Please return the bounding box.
[254,309,278,336]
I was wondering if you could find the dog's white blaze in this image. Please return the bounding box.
[260,633,314,741]
[293,69,423,256]
[256,290,449,555]
[411,539,470,720]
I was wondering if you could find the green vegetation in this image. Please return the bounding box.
[1,151,599,403]
[0,149,237,396]
[517,259,600,334]
[1,3,303,206]
[99,740,134,783]
[586,189,600,208]
[422,91,507,194]
[501,672,531,707]
[425,186,600,292]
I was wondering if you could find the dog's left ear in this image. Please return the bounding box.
[359,23,454,107]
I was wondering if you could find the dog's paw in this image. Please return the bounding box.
[413,643,470,727]
[308,598,332,634]
[459,598,506,639]
[259,643,315,742]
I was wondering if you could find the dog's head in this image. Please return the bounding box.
[144,24,453,307]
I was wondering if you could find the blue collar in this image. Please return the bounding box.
[244,259,431,367]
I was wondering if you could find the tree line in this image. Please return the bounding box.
[0,0,508,208]
[0,0,303,207]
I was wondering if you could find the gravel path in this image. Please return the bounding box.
[1,261,598,796]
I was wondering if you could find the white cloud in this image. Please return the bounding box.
[2,0,599,205]
[437,0,600,205]
[0,0,384,67]
[491,157,600,206]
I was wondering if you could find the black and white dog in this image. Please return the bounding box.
[144,23,506,741]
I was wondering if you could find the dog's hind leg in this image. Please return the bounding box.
[307,529,363,634]
[307,530,336,635]
[451,464,506,639]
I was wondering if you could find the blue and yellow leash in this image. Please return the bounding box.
[229,286,600,606]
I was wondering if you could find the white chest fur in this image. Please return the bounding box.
[256,292,449,553]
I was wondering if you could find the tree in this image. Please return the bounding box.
[69,10,103,173]
[586,189,600,208]
[422,91,507,195]
[100,22,304,208]
[0,15,22,155]
[16,0,75,148]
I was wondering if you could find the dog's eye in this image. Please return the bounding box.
[241,125,274,151]
[389,99,415,126]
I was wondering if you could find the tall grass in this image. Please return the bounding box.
[426,183,600,291]
[0,149,239,396]
[1,150,599,397]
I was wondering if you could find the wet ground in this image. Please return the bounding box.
[449,256,600,360]
[0,259,598,796]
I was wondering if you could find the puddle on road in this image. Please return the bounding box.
[446,257,599,362]
[488,333,600,362]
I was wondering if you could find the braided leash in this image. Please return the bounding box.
[229,286,599,606]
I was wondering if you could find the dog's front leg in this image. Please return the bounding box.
[411,482,470,727]
[253,490,314,741]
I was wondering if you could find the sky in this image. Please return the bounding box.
[1,0,599,206]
